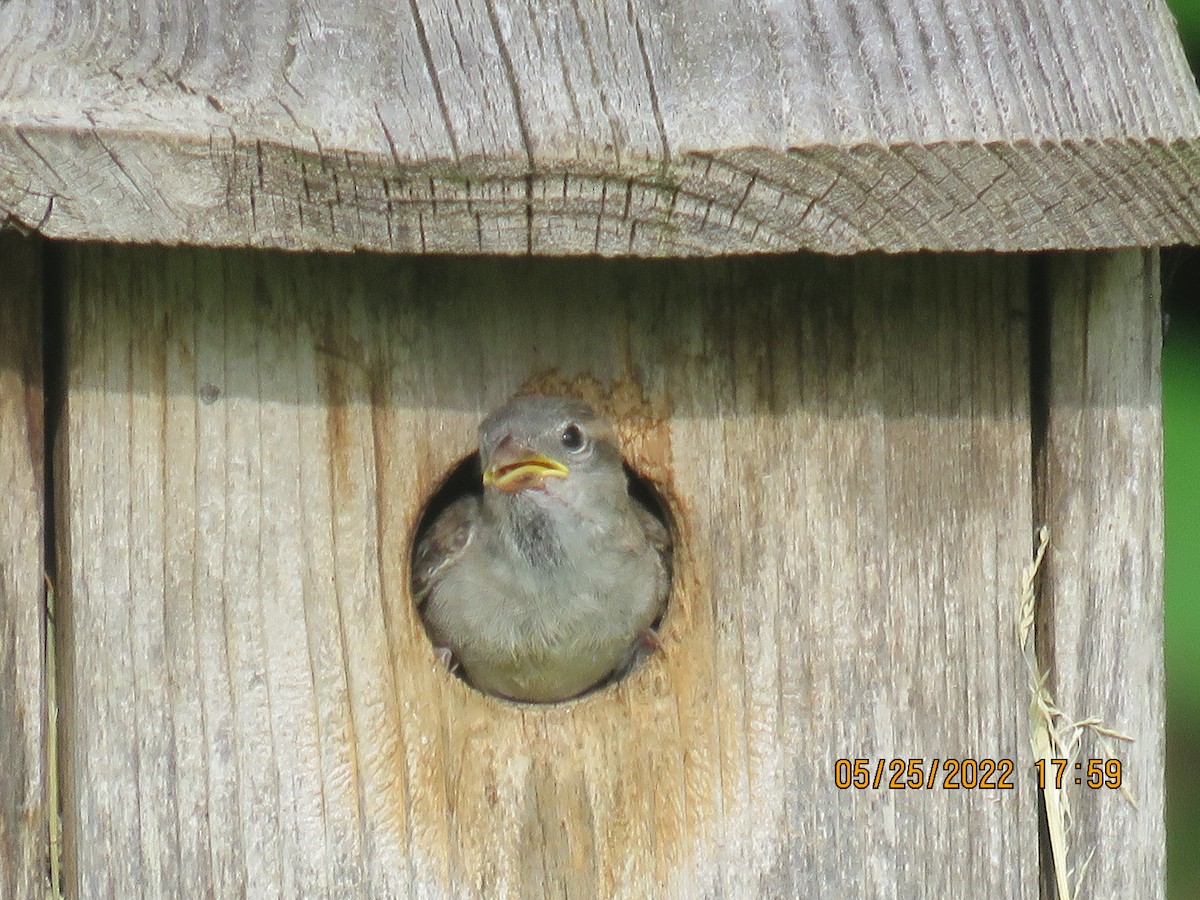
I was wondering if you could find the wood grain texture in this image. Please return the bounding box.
[0,231,47,900]
[58,247,1038,896]
[1041,250,1164,898]
[1,1,1199,254]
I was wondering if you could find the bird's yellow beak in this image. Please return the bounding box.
[483,454,569,493]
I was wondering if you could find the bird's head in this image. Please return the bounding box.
[478,395,624,499]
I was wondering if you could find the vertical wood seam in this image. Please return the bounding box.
[1026,252,1055,898]
[42,240,64,899]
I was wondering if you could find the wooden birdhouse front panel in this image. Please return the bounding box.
[1,0,1188,893]
[52,246,1057,896]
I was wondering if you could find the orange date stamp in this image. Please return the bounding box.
[1033,758,1123,790]
[833,758,1016,790]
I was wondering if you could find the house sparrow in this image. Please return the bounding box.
[412,395,670,702]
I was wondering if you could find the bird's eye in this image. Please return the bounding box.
[560,424,586,451]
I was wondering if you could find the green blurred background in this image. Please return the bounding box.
[1165,1,1200,895]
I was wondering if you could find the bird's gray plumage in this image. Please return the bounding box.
[413,394,670,702]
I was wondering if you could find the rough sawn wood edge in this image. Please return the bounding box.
[0,231,49,900]
[2,123,1200,255]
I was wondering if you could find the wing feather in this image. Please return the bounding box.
[411,496,477,607]
[632,502,672,617]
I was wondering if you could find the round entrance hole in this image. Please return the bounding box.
[410,447,674,704]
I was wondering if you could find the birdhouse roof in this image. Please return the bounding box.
[2,0,1199,255]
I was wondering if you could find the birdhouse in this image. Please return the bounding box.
[2,0,1196,896]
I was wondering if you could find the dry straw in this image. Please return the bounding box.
[1020,526,1134,900]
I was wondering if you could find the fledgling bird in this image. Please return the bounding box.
[412,394,670,702]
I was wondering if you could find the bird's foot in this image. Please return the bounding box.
[434,646,459,673]
[637,627,663,652]
[608,628,663,683]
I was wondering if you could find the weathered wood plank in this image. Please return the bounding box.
[1,1,1199,254]
[3,0,1196,149]
[59,247,1037,896]
[1041,250,1164,897]
[0,231,47,900]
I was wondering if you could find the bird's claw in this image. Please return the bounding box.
[638,627,663,652]
[434,646,459,673]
